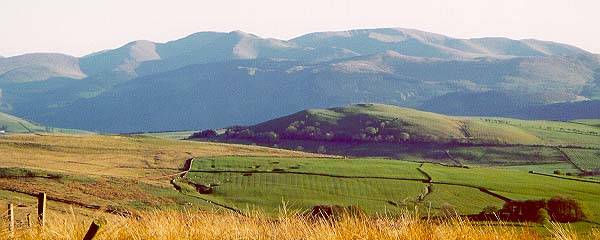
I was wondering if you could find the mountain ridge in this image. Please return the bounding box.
[0,27,598,132]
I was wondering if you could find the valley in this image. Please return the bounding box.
[1,24,599,239]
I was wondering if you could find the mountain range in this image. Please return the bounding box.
[1,28,598,132]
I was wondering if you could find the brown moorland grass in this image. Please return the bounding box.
[3,210,594,240]
[0,133,326,179]
[0,133,327,212]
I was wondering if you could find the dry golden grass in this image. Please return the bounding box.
[0,210,575,240]
[0,133,326,179]
[0,133,328,213]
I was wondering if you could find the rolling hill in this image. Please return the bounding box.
[0,111,44,132]
[192,104,600,166]
[0,53,86,84]
[80,40,161,78]
[219,104,600,146]
[0,111,88,134]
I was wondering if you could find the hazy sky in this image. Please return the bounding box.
[1,0,599,57]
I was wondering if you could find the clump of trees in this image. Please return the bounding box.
[256,131,279,143]
[278,118,416,144]
[223,127,279,143]
[580,168,600,176]
[189,129,217,139]
[497,196,586,223]
[221,115,468,145]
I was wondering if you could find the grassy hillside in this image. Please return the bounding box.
[181,156,600,228]
[225,104,600,147]
[183,156,500,215]
[0,111,44,132]
[573,119,600,127]
[135,130,198,140]
[0,133,322,214]
[0,111,88,134]
[560,148,600,171]
[0,53,86,83]
[1,132,599,236]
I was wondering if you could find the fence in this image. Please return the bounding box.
[3,192,101,240]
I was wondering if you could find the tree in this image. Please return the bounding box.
[353,133,368,142]
[317,145,327,154]
[536,208,551,225]
[324,132,335,141]
[190,129,217,138]
[547,196,586,222]
[300,126,320,138]
[239,129,255,138]
[398,132,410,142]
[364,127,379,136]
[481,205,499,215]
[256,131,278,143]
[286,125,298,134]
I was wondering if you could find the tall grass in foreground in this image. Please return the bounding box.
[0,210,597,240]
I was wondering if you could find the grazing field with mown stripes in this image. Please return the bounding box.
[179,156,600,234]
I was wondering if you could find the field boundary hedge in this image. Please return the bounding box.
[529,171,600,184]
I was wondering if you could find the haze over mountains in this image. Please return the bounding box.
[0,28,598,132]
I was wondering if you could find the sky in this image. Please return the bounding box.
[1,0,599,57]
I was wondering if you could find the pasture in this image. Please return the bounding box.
[561,148,600,171]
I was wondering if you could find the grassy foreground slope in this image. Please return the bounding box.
[4,210,590,240]
[0,133,322,214]
[184,156,504,215]
[182,156,600,232]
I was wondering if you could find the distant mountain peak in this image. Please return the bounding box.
[228,30,256,37]
[0,53,86,83]
[291,27,592,59]
[79,39,160,76]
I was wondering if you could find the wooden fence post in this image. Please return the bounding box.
[82,220,102,240]
[27,213,31,228]
[7,203,14,237]
[37,192,46,227]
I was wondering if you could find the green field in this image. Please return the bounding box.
[424,184,504,215]
[136,130,198,140]
[184,172,427,214]
[182,156,600,226]
[473,118,600,148]
[561,148,600,171]
[184,157,430,214]
[422,163,600,222]
[448,146,565,166]
[501,163,581,175]
[191,156,425,179]
[572,119,600,128]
